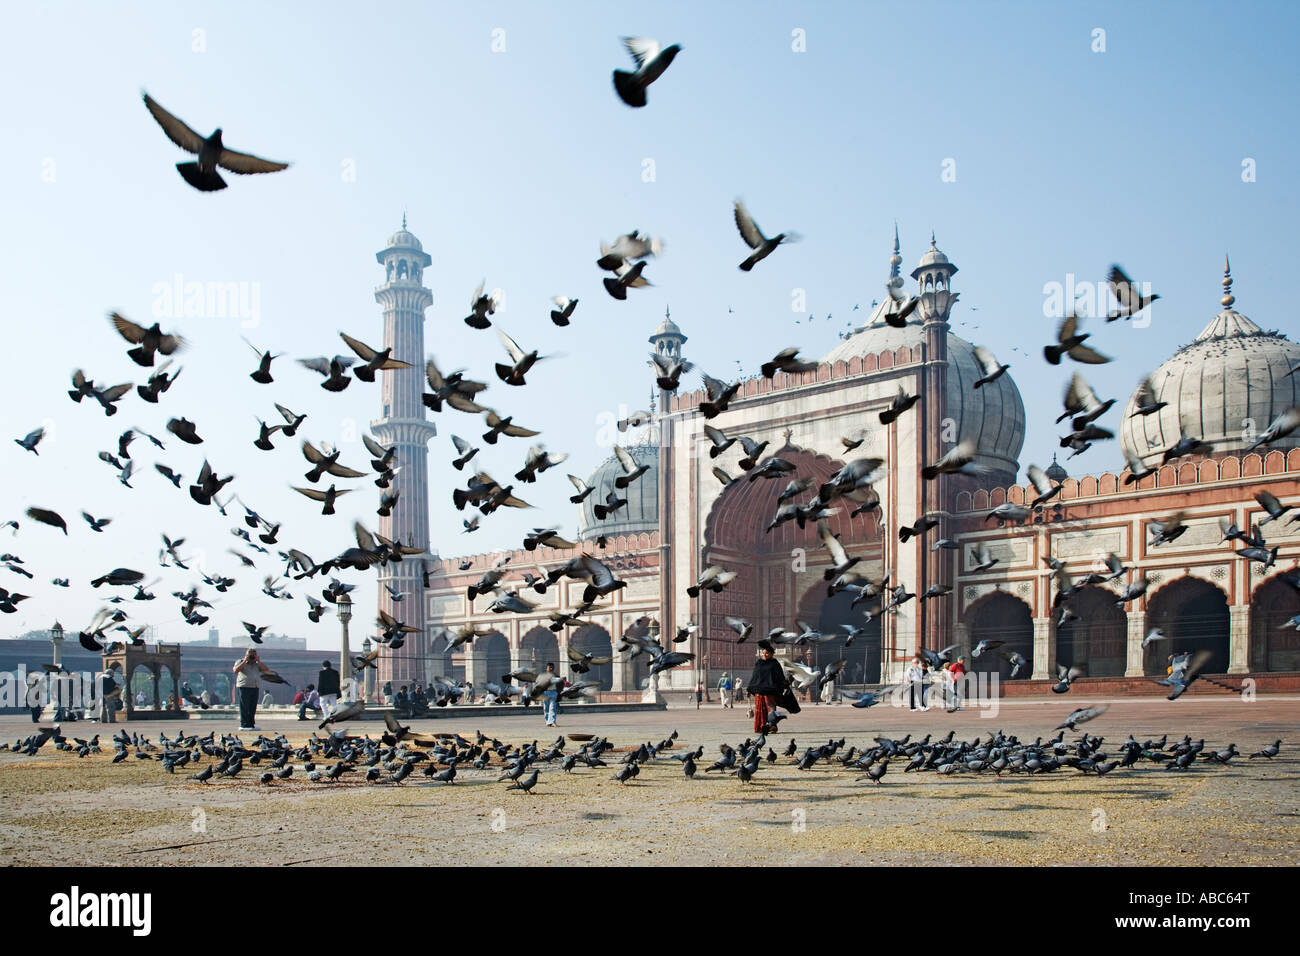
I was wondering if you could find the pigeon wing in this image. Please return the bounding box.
[141,93,205,154]
[216,146,290,175]
[733,200,766,249]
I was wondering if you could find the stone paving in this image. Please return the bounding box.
[0,694,1295,866]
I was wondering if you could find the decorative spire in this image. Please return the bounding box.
[401,211,407,230]
[1220,254,1235,309]
[930,230,937,249]
[888,223,903,288]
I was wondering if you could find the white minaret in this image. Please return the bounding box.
[371,220,436,686]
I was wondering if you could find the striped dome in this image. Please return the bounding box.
[577,442,659,540]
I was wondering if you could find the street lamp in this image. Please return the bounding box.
[42,622,65,721]
[337,593,353,700]
[361,636,372,702]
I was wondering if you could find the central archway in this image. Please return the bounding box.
[964,591,1033,681]
[520,627,560,674]
[1056,586,1126,677]
[570,624,613,689]
[1145,577,1229,676]
[700,446,882,679]
[476,632,511,684]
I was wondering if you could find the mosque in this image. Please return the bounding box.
[376,225,1300,698]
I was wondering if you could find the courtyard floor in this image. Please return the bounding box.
[1,694,1295,866]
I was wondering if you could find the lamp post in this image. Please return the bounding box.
[361,636,372,702]
[337,593,353,701]
[42,622,65,721]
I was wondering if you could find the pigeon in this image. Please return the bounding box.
[1251,406,1300,449]
[1106,264,1160,320]
[549,296,578,326]
[136,361,181,402]
[1131,375,1167,416]
[1155,650,1216,700]
[340,331,411,382]
[648,351,694,391]
[1141,628,1166,649]
[1249,740,1281,759]
[922,440,985,480]
[1052,665,1084,693]
[971,639,1004,658]
[166,417,203,445]
[760,347,817,378]
[1255,491,1292,526]
[464,281,501,329]
[1162,432,1211,463]
[972,346,1009,388]
[294,484,351,515]
[699,374,740,419]
[25,507,66,535]
[298,355,356,391]
[506,768,540,793]
[494,329,546,386]
[878,386,919,425]
[13,428,44,455]
[154,464,183,488]
[142,92,289,192]
[733,200,798,271]
[109,312,186,367]
[603,259,651,300]
[611,37,681,107]
[1057,704,1108,730]
[1044,312,1110,365]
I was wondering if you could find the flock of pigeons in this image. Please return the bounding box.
[1,717,1285,795]
[6,35,1299,717]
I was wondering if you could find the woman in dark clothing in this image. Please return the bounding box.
[746,640,787,733]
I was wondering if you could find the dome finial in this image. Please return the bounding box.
[401,210,407,231]
[888,223,903,286]
[1220,253,1235,309]
[930,230,937,249]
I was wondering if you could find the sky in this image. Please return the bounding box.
[1,1,1296,651]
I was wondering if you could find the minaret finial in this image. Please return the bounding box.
[402,211,407,230]
[665,304,671,320]
[930,229,937,248]
[1221,253,1235,309]
[888,224,903,287]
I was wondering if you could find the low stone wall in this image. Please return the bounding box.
[991,672,1299,698]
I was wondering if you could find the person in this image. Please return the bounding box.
[233,648,271,731]
[298,684,322,720]
[746,640,787,734]
[950,657,967,709]
[394,685,411,717]
[905,657,925,711]
[466,681,475,704]
[292,688,305,708]
[382,680,393,704]
[695,680,703,709]
[718,673,732,709]
[938,662,955,710]
[317,660,341,718]
[97,664,121,724]
[734,678,744,703]
[541,662,562,727]
[135,690,147,708]
[820,673,835,704]
[921,661,932,708]
[166,693,178,711]
[411,684,430,716]
[200,688,213,708]
[261,690,274,709]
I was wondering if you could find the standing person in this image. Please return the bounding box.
[734,678,744,704]
[950,657,967,710]
[317,660,341,719]
[938,662,954,711]
[541,662,563,727]
[233,649,271,732]
[382,680,393,704]
[746,640,787,734]
[97,663,121,724]
[905,657,924,711]
[695,680,703,709]
[718,673,732,709]
[466,681,475,704]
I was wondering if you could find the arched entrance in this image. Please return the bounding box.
[700,446,882,680]
[211,672,231,704]
[1145,577,1229,676]
[1056,586,1127,677]
[803,586,882,684]
[477,632,511,683]
[129,665,156,709]
[570,624,613,689]
[520,627,560,673]
[964,592,1033,681]
[1250,575,1300,672]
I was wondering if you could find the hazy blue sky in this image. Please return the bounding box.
[1,1,1296,651]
